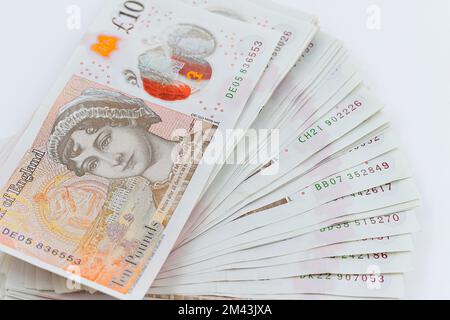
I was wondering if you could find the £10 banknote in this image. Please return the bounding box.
[0,0,282,299]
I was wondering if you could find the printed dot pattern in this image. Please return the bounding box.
[139,6,175,29]
[78,61,112,85]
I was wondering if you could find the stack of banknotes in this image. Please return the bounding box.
[0,0,420,300]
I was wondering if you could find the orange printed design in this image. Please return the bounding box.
[91,35,120,58]
[142,78,192,102]
[173,55,213,81]
[33,173,108,244]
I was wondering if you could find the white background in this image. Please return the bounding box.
[0,0,449,299]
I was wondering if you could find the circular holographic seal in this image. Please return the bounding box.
[132,24,216,102]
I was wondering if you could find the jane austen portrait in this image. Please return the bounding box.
[47,88,181,209]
